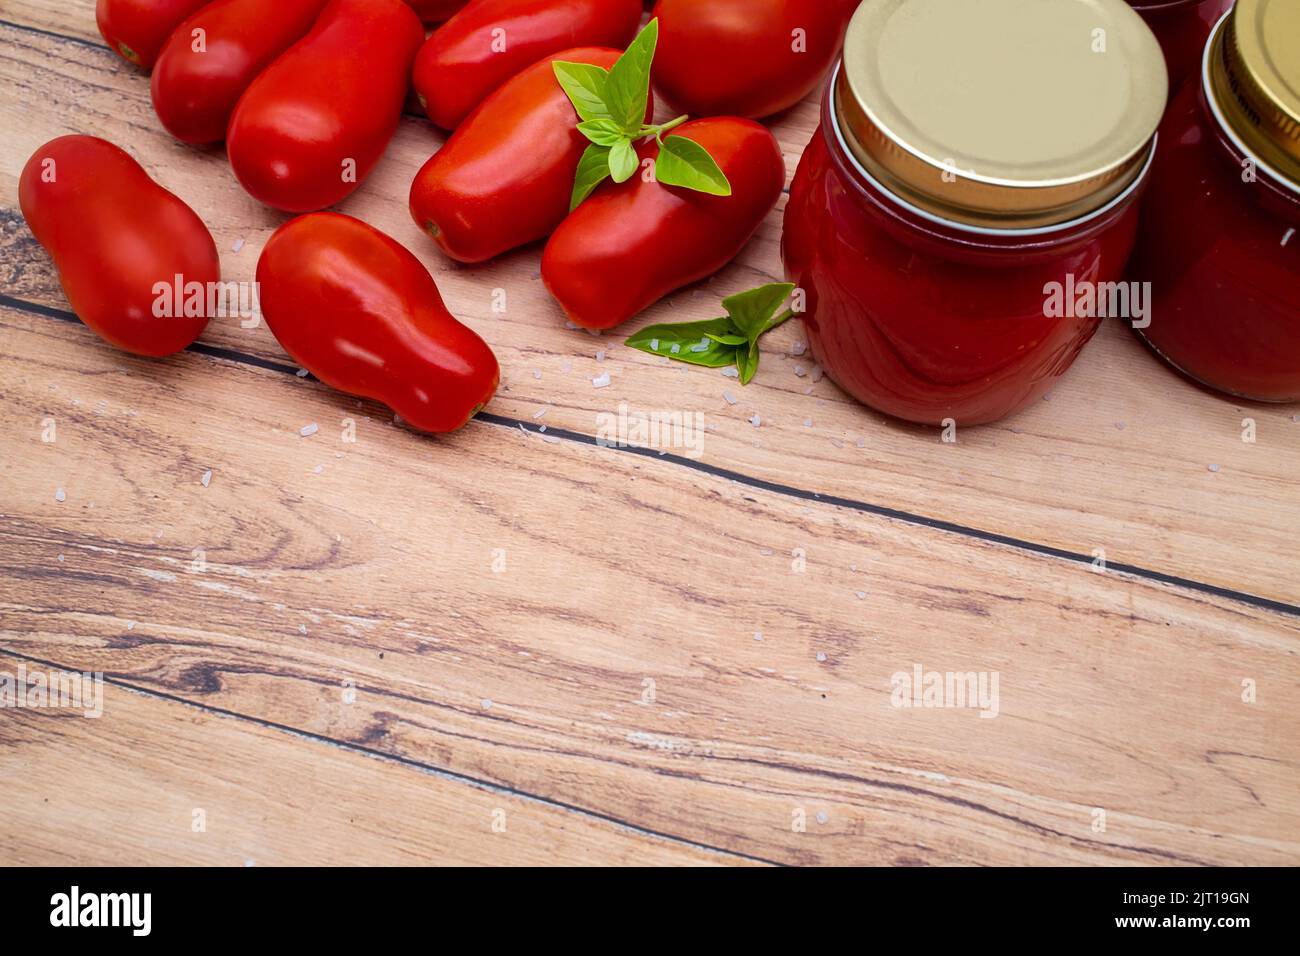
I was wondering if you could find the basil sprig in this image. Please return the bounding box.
[553,19,732,211]
[625,283,797,385]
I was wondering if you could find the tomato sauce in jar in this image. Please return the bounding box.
[782,0,1168,426]
[1127,0,1233,88]
[1130,0,1300,402]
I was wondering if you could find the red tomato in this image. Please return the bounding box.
[96,0,212,69]
[412,0,643,130]
[226,0,423,212]
[541,117,784,330]
[410,47,651,264]
[19,136,220,357]
[151,0,331,145]
[651,0,857,119]
[405,0,469,20]
[257,213,499,433]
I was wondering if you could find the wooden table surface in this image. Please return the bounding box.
[2,0,1298,867]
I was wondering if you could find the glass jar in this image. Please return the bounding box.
[1130,1,1300,402]
[1127,0,1233,88]
[782,0,1168,426]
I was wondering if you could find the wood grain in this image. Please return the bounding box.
[0,7,1296,610]
[2,0,1299,867]
[3,306,1298,865]
[0,651,726,866]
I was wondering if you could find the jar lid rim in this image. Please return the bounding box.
[1215,0,1300,185]
[828,65,1158,239]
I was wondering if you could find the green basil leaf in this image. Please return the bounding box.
[705,332,748,346]
[654,135,733,197]
[553,61,612,123]
[577,119,629,147]
[604,19,658,135]
[608,139,639,184]
[760,309,796,339]
[571,143,613,211]
[626,318,740,368]
[644,341,740,369]
[737,342,761,385]
[624,282,796,385]
[725,282,795,342]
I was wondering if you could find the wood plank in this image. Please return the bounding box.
[0,0,98,47]
[1,9,1296,609]
[0,651,727,865]
[2,305,1298,866]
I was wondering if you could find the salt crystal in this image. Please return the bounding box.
[201,469,212,487]
[481,698,493,710]
[816,652,827,662]
[749,414,761,427]
[723,391,738,406]
[532,369,542,380]
[533,407,549,419]
[296,367,309,378]
[231,237,245,253]
[1208,463,1221,473]
[753,631,763,642]
[856,591,866,600]
[596,350,606,362]
[649,339,659,351]
[300,423,318,437]
[803,419,813,427]
[721,366,739,378]
[592,372,611,388]
[54,487,65,502]
[793,365,807,378]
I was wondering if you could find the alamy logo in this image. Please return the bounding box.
[1043,274,1152,329]
[152,274,260,324]
[596,403,706,460]
[50,886,151,936]
[0,664,102,717]
[890,664,1000,719]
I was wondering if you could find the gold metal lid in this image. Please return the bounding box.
[1209,0,1300,185]
[837,0,1168,228]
